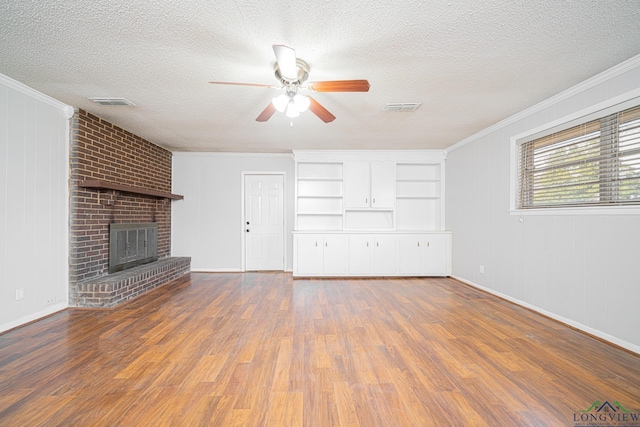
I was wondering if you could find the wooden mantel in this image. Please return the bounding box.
[79,179,184,200]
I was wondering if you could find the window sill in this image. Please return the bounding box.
[509,206,640,216]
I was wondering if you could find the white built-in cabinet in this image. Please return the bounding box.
[344,160,395,230]
[295,233,348,276]
[294,231,451,277]
[349,234,396,276]
[347,234,397,276]
[345,161,395,208]
[293,150,450,277]
[397,233,450,276]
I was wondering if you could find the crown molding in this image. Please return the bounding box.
[172,151,291,158]
[447,53,640,154]
[292,149,446,162]
[0,73,74,119]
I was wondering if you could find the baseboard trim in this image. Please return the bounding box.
[0,303,67,334]
[451,275,640,356]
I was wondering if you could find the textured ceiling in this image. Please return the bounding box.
[2,0,640,153]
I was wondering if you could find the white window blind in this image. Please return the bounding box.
[518,105,640,209]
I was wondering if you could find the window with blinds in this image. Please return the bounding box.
[518,104,640,209]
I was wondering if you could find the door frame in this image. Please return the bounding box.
[241,171,287,272]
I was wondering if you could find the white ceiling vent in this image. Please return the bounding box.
[382,102,422,112]
[89,97,136,106]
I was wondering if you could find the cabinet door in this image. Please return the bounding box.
[373,234,397,275]
[295,234,323,276]
[344,161,370,208]
[323,234,348,275]
[397,234,422,275]
[370,161,395,208]
[348,234,373,275]
[422,233,451,276]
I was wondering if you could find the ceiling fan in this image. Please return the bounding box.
[209,44,370,123]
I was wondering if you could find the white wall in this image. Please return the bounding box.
[446,55,640,354]
[172,153,295,271]
[0,74,72,333]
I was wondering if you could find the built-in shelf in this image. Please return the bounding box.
[297,195,343,198]
[344,208,394,212]
[298,212,343,216]
[79,179,184,200]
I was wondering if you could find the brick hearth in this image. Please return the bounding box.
[70,257,191,308]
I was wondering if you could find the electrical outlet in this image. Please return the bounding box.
[45,297,55,305]
[15,288,24,300]
[479,265,485,274]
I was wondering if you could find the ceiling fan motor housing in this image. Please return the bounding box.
[275,59,310,85]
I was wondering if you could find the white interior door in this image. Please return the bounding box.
[244,174,284,271]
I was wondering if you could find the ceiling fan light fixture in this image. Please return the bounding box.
[293,94,310,112]
[272,94,289,112]
[285,102,301,118]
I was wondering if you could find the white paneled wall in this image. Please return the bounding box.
[446,55,640,353]
[0,74,72,333]
[172,153,294,271]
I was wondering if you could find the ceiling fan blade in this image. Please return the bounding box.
[308,80,370,92]
[209,81,279,89]
[272,44,298,81]
[308,97,336,123]
[256,103,277,122]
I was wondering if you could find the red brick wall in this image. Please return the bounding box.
[69,109,173,284]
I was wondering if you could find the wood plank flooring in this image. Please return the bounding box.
[0,272,639,426]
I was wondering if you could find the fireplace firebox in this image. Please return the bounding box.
[109,223,158,273]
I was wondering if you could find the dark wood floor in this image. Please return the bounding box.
[0,273,639,426]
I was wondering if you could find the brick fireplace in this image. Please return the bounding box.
[69,109,190,307]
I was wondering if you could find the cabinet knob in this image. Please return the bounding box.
[246,229,250,232]
[365,198,368,204]
[373,198,376,204]
[325,242,328,247]
[246,221,250,225]
[417,241,420,247]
